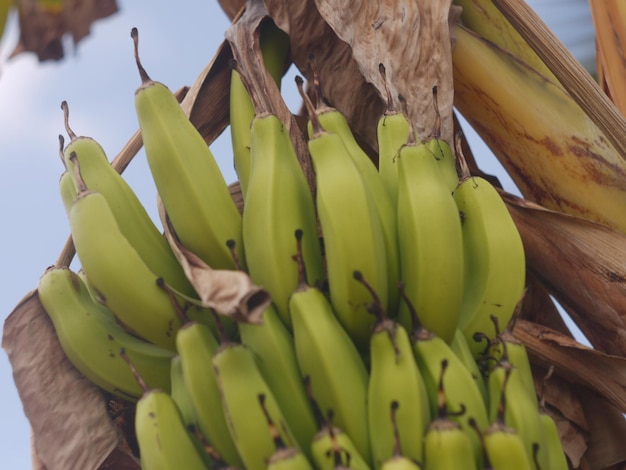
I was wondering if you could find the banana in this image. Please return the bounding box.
[452,139,526,357]
[357,272,429,468]
[121,351,208,470]
[297,76,388,350]
[395,118,464,344]
[289,230,371,464]
[131,27,245,270]
[175,319,242,467]
[230,20,290,198]
[306,68,400,317]
[239,69,324,327]
[422,360,477,470]
[37,265,174,401]
[376,63,410,207]
[213,341,299,470]
[310,424,371,470]
[67,153,185,350]
[59,169,77,217]
[379,402,422,470]
[400,285,487,468]
[449,328,488,403]
[487,342,547,469]
[535,366,569,470]
[59,101,197,298]
[482,369,534,470]
[239,304,318,455]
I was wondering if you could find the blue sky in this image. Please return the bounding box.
[0,1,594,467]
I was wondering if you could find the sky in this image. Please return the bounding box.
[0,1,595,468]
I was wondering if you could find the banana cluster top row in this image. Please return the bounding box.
[37,26,569,470]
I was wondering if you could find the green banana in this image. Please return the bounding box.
[289,230,371,464]
[452,141,526,357]
[379,401,423,470]
[37,266,174,402]
[400,285,487,468]
[230,20,290,198]
[131,27,245,270]
[538,367,569,470]
[395,123,464,344]
[60,101,197,298]
[450,328,488,403]
[298,77,388,350]
[175,320,242,467]
[306,70,400,318]
[122,351,208,470]
[358,272,429,468]
[376,63,410,207]
[59,169,77,216]
[240,71,324,326]
[213,341,299,470]
[422,360,477,470]
[239,304,318,455]
[310,424,371,470]
[67,153,187,350]
[482,369,534,470]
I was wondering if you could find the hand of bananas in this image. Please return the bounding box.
[37,24,570,470]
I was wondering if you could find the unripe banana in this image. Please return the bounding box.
[450,328,488,403]
[359,273,429,468]
[67,156,183,350]
[289,231,371,463]
[241,75,324,326]
[131,28,245,270]
[306,70,400,317]
[123,351,208,470]
[310,424,371,470]
[395,124,464,344]
[298,78,388,350]
[175,320,242,467]
[230,20,290,198]
[37,266,174,401]
[213,341,299,470]
[376,64,410,207]
[239,304,318,455]
[400,286,487,468]
[379,401,423,470]
[59,170,77,216]
[60,102,196,298]
[537,366,569,470]
[452,140,525,357]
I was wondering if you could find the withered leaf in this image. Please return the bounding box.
[504,193,626,356]
[158,197,269,324]
[9,0,118,62]
[2,291,139,470]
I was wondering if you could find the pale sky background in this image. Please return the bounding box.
[0,1,594,468]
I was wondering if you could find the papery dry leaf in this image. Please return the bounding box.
[158,197,269,323]
[521,271,572,337]
[504,193,626,356]
[515,320,626,412]
[2,291,139,470]
[313,0,457,146]
[216,0,245,22]
[10,0,118,62]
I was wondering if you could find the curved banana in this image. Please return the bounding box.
[422,360,477,470]
[360,273,429,468]
[37,266,174,401]
[241,82,324,326]
[60,101,196,298]
[400,286,487,468]
[131,27,245,270]
[239,304,318,455]
[310,424,371,470]
[298,77,388,350]
[537,366,569,470]
[449,328,488,403]
[175,320,242,467]
[306,71,400,317]
[395,124,464,344]
[59,169,77,216]
[379,401,423,470]
[230,20,290,198]
[67,155,184,350]
[213,341,299,470]
[376,63,410,207]
[453,142,526,357]
[289,231,371,464]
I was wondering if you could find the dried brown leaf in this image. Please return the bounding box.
[313,0,457,146]
[504,193,626,356]
[157,197,269,324]
[2,291,138,470]
[10,0,118,62]
[515,320,626,412]
[216,0,246,21]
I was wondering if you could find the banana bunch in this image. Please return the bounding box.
[36,25,572,470]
